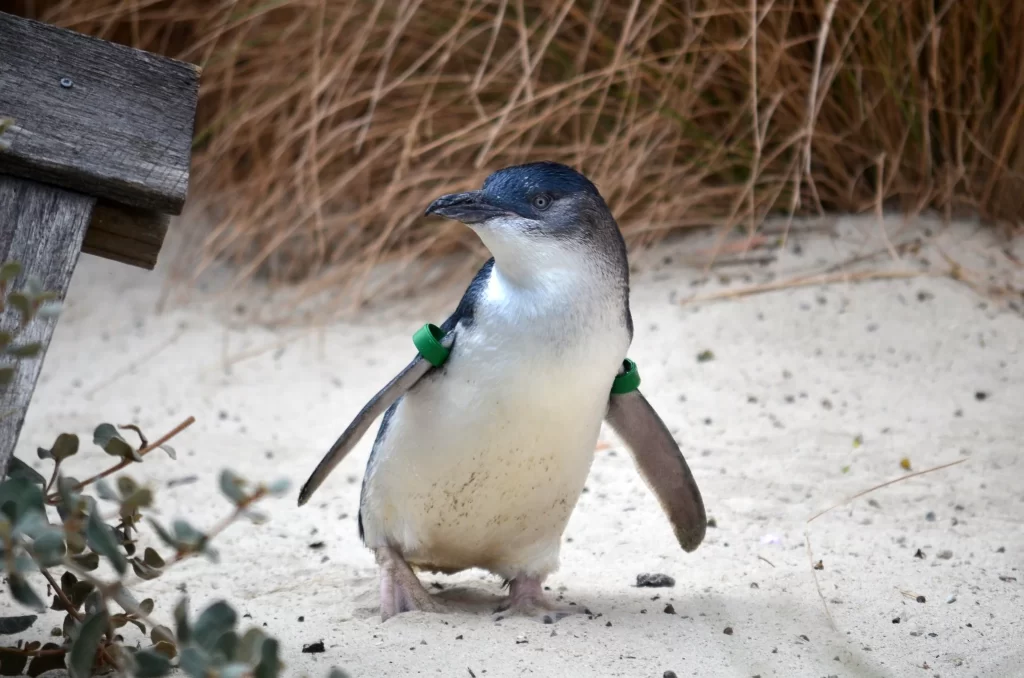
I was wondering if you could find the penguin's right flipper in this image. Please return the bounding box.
[298,347,445,506]
[604,390,707,552]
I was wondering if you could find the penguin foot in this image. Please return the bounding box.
[493,576,581,623]
[376,547,446,621]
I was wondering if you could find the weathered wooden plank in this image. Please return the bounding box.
[83,200,169,270]
[0,175,95,477]
[0,11,199,214]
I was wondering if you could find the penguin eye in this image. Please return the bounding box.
[531,193,552,211]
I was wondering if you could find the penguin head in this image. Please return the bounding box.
[425,162,626,280]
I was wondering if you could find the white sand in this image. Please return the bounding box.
[6,215,1023,677]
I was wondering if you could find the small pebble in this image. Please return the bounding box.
[301,641,325,654]
[916,595,926,603]
[946,594,957,604]
[706,517,717,528]
[975,391,988,401]
[937,550,953,560]
[925,511,936,521]
[723,626,734,635]
[664,672,678,678]
[663,604,676,615]
[636,573,675,588]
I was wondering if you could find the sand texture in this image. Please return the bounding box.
[4,216,1023,677]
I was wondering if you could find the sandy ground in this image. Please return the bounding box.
[4,214,1023,678]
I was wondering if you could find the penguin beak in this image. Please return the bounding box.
[424,191,512,224]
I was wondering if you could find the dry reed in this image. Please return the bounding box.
[14,0,1024,310]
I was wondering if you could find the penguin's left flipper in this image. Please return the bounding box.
[298,347,446,506]
[605,390,707,552]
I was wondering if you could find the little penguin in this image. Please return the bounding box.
[298,161,707,621]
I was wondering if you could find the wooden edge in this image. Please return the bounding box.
[81,200,169,270]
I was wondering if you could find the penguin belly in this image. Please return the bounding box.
[359,326,627,580]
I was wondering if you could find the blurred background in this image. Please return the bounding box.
[9,0,1024,312]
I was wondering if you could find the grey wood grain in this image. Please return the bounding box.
[83,200,169,269]
[0,175,95,478]
[0,12,199,214]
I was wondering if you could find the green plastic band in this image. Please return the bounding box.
[611,358,641,395]
[413,323,450,367]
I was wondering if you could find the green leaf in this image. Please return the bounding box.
[120,487,153,519]
[7,293,31,322]
[116,476,139,498]
[31,528,66,567]
[150,625,176,657]
[26,643,67,676]
[173,599,190,644]
[67,610,108,678]
[193,600,237,653]
[8,574,45,611]
[95,479,119,502]
[23,275,42,297]
[6,342,42,358]
[0,367,14,386]
[0,615,37,635]
[133,648,172,677]
[93,424,139,461]
[7,457,45,486]
[36,302,62,319]
[267,478,291,496]
[86,508,126,574]
[159,444,177,460]
[254,637,281,678]
[13,506,49,538]
[70,581,95,610]
[0,647,28,675]
[172,519,204,546]
[178,647,208,678]
[143,547,166,569]
[239,627,266,663]
[213,629,239,662]
[51,433,80,461]
[148,519,179,549]
[0,476,46,524]
[71,551,100,571]
[0,262,22,283]
[130,559,162,581]
[220,663,251,678]
[151,640,177,659]
[219,470,249,505]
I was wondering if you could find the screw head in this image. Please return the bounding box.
[59,77,73,89]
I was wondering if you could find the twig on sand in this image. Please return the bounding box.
[807,458,968,524]
[757,555,776,568]
[679,269,936,305]
[805,532,836,631]
[803,457,968,630]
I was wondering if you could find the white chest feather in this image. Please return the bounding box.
[359,266,629,579]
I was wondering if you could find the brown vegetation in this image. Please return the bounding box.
[15,0,1024,306]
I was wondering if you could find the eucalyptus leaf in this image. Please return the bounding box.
[129,618,147,635]
[213,629,239,662]
[193,600,237,653]
[67,610,108,678]
[254,637,281,678]
[0,262,22,282]
[93,424,139,461]
[55,476,81,517]
[0,615,37,635]
[26,643,66,677]
[132,648,172,677]
[151,625,175,652]
[0,476,46,525]
[0,647,28,675]
[267,478,291,496]
[50,433,79,461]
[70,581,95,610]
[86,509,127,575]
[218,470,249,505]
[8,574,45,612]
[94,478,119,502]
[148,519,179,549]
[0,331,12,350]
[143,547,165,569]
[6,342,42,358]
[8,293,31,322]
[116,476,139,498]
[239,627,266,663]
[151,640,177,659]
[0,367,14,386]
[130,559,162,581]
[172,519,204,546]
[220,663,251,678]
[13,507,49,538]
[23,275,42,297]
[36,302,62,319]
[70,551,100,571]
[6,458,45,486]
[173,599,190,644]
[178,647,208,678]
[31,528,66,567]
[60,571,77,595]
[120,487,153,519]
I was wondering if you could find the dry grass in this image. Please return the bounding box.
[15,0,1024,310]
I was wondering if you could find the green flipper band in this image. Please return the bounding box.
[413,323,450,367]
[413,323,640,394]
[611,358,641,395]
